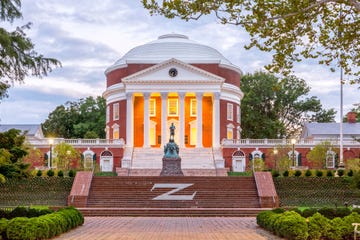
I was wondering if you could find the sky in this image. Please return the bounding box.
[0,0,358,124]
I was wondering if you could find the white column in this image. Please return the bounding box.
[213,92,221,148]
[196,92,203,148]
[178,92,186,148]
[160,92,168,147]
[143,92,151,148]
[126,92,133,147]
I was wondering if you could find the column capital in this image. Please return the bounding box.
[126,92,133,100]
[178,92,186,99]
[160,92,168,99]
[213,92,221,100]
[196,92,203,100]
[143,92,151,99]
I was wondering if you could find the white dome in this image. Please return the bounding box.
[107,34,241,73]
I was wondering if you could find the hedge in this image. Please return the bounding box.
[0,207,83,240]
[257,209,360,240]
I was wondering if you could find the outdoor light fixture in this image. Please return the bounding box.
[273,148,278,170]
[49,138,54,168]
[291,139,296,167]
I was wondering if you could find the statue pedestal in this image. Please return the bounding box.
[160,157,184,176]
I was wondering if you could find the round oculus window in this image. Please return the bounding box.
[169,68,178,77]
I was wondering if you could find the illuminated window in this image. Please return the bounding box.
[150,120,156,145]
[168,98,178,116]
[236,105,240,123]
[113,103,119,120]
[227,123,234,139]
[227,103,233,121]
[190,99,197,116]
[149,99,156,117]
[106,106,110,123]
[112,124,119,139]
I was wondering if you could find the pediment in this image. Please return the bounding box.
[122,58,224,84]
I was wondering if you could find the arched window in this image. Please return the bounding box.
[82,148,95,170]
[112,124,119,139]
[288,150,300,167]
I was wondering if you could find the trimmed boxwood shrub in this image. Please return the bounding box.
[308,212,330,240]
[305,169,312,177]
[316,170,323,177]
[58,170,64,177]
[272,170,280,178]
[348,169,354,177]
[36,170,42,177]
[273,211,308,240]
[301,208,318,218]
[3,207,83,240]
[294,170,302,177]
[68,169,76,177]
[327,170,334,177]
[283,170,289,177]
[0,218,9,240]
[46,169,55,177]
[337,169,345,177]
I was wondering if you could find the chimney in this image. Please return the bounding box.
[347,112,357,123]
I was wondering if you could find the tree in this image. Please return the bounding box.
[53,142,80,170]
[240,72,335,138]
[42,96,106,138]
[143,0,360,83]
[343,105,360,122]
[306,141,337,169]
[0,0,61,101]
[0,128,30,180]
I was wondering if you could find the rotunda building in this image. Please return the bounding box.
[103,34,243,175]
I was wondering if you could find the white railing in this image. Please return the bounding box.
[221,138,360,147]
[28,138,125,147]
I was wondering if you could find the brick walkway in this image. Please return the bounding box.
[55,217,283,240]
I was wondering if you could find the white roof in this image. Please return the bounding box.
[106,33,241,74]
[301,122,360,138]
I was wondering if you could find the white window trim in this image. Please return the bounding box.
[190,99,197,117]
[168,98,179,117]
[227,123,234,139]
[236,105,241,123]
[149,98,156,117]
[106,106,110,123]
[112,123,119,139]
[227,103,233,121]
[113,103,119,121]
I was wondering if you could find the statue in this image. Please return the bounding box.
[160,123,183,176]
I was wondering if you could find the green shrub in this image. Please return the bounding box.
[272,170,280,178]
[68,169,76,177]
[326,170,334,177]
[307,212,330,240]
[9,207,28,219]
[0,218,8,240]
[294,170,302,177]
[47,169,55,177]
[342,212,360,239]
[318,207,336,219]
[57,170,64,177]
[337,169,345,177]
[348,169,354,177]
[301,208,318,218]
[335,207,351,218]
[316,170,323,177]
[305,169,312,177]
[283,170,289,177]
[257,210,280,232]
[6,217,30,240]
[325,217,347,240]
[352,208,360,214]
[273,211,308,240]
[272,208,286,214]
[36,170,42,177]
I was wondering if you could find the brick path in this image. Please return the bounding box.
[55,217,283,240]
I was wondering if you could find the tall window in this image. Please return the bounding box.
[113,103,119,120]
[168,98,178,116]
[227,103,233,121]
[190,99,197,117]
[227,123,234,139]
[236,105,241,123]
[112,124,119,139]
[106,106,110,123]
[149,99,156,117]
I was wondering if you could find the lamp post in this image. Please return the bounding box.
[273,148,278,170]
[291,139,296,167]
[49,139,54,168]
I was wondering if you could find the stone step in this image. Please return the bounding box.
[78,207,269,217]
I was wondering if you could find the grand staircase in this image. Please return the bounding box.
[69,174,278,217]
[119,147,227,176]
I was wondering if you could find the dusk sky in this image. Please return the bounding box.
[0,0,358,124]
